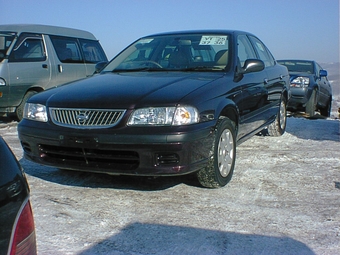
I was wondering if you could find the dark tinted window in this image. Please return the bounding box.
[278,60,314,73]
[80,39,107,63]
[50,36,83,63]
[8,33,46,62]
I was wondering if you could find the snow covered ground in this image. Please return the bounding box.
[1,109,339,254]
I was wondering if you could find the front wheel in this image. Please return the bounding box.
[196,118,236,188]
[306,89,317,117]
[320,96,332,117]
[267,97,287,136]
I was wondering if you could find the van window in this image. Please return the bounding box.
[80,39,107,63]
[8,33,46,62]
[0,32,16,61]
[50,36,83,63]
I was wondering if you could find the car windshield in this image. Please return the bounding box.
[102,33,230,72]
[278,60,314,73]
[0,32,17,61]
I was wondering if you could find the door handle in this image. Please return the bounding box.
[58,64,63,73]
[42,64,48,69]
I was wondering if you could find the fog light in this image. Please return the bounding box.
[156,153,179,165]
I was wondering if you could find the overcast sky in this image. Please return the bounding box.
[2,0,339,63]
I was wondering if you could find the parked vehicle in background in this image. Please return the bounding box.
[18,30,290,188]
[0,136,36,255]
[0,24,108,120]
[277,60,332,117]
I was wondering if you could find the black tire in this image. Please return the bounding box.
[267,97,287,136]
[320,97,332,117]
[305,89,317,117]
[196,118,236,188]
[15,91,37,121]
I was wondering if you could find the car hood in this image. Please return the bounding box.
[38,72,224,109]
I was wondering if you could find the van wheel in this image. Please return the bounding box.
[15,91,37,121]
[196,117,236,188]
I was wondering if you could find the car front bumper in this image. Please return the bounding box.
[287,87,313,109]
[18,120,215,176]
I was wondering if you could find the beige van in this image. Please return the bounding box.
[0,24,107,120]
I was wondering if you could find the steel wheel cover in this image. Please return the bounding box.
[217,129,234,177]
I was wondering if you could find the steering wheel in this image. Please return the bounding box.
[140,60,163,68]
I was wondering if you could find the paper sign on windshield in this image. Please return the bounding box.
[199,36,227,45]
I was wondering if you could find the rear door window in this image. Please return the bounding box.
[50,36,83,63]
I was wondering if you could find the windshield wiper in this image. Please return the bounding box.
[112,67,164,73]
[177,66,224,72]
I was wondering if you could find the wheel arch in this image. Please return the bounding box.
[217,103,239,133]
[17,86,44,106]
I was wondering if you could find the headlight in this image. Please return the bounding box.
[24,103,48,122]
[128,106,199,126]
[291,77,309,88]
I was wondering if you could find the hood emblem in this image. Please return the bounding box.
[76,112,89,124]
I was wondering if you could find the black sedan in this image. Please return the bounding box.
[0,136,37,254]
[18,30,290,188]
[277,60,332,117]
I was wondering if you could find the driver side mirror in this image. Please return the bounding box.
[234,59,265,82]
[319,69,327,77]
[94,61,108,74]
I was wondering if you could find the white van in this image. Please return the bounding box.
[0,24,108,120]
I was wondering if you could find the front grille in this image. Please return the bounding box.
[39,144,139,170]
[50,108,126,128]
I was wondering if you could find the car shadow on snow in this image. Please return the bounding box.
[78,222,315,255]
[285,116,339,142]
[19,158,201,191]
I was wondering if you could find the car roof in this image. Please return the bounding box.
[144,29,254,37]
[0,24,97,40]
[278,59,315,63]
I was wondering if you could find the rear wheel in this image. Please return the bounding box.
[267,97,287,136]
[305,89,317,117]
[15,91,37,121]
[196,118,236,188]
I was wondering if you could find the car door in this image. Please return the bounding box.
[236,34,268,139]
[49,35,87,86]
[7,33,52,106]
[315,62,331,105]
[248,35,284,122]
